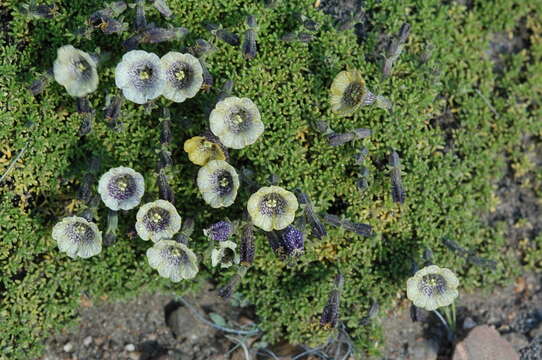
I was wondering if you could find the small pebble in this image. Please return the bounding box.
[63,342,74,353]
[463,317,477,330]
[125,343,136,352]
[83,336,93,346]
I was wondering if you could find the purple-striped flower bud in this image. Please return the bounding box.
[320,290,339,329]
[239,223,255,266]
[281,225,304,257]
[204,221,234,242]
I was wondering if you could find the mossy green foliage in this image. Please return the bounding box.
[1,0,542,358]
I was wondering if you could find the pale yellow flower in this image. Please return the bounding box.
[197,160,239,208]
[329,69,368,116]
[406,265,459,311]
[247,186,298,231]
[209,96,264,149]
[147,240,199,281]
[183,136,227,166]
[161,52,203,103]
[53,45,98,97]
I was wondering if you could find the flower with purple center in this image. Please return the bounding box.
[204,220,234,242]
[135,200,182,242]
[161,52,203,103]
[197,160,240,208]
[53,45,99,97]
[247,186,298,231]
[146,240,199,281]
[52,216,102,259]
[406,265,459,311]
[115,50,165,104]
[97,166,145,211]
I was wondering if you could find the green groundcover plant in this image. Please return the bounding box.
[1,0,542,358]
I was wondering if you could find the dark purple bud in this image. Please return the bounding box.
[158,169,175,204]
[104,209,119,246]
[266,231,286,259]
[160,118,172,146]
[76,98,94,136]
[295,189,326,240]
[354,147,369,164]
[246,15,257,29]
[89,12,127,34]
[175,233,190,245]
[327,132,355,146]
[104,95,123,131]
[199,59,213,91]
[139,27,189,44]
[204,221,234,242]
[239,223,255,266]
[281,32,297,42]
[216,29,240,46]
[77,173,94,203]
[356,178,368,191]
[320,289,340,329]
[322,213,373,237]
[123,34,141,50]
[313,120,333,135]
[390,151,406,203]
[281,225,304,256]
[106,1,128,17]
[242,29,257,60]
[153,0,172,18]
[218,273,241,299]
[190,39,216,58]
[398,22,411,43]
[181,217,195,237]
[263,0,277,8]
[218,267,247,299]
[28,77,48,96]
[360,300,379,325]
[216,79,234,104]
[76,97,92,114]
[135,0,147,30]
[302,17,319,32]
[297,32,315,43]
[158,150,172,170]
[352,128,372,139]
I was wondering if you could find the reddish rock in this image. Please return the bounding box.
[453,325,519,360]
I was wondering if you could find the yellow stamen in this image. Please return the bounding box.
[151,212,163,223]
[140,70,150,80]
[233,114,244,125]
[219,177,229,187]
[175,70,186,81]
[266,198,278,208]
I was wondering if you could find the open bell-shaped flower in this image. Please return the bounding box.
[247,186,298,231]
[330,69,391,116]
[406,265,459,311]
[209,96,264,149]
[115,50,165,104]
[147,240,199,281]
[197,160,240,208]
[211,240,240,268]
[53,45,99,97]
[97,166,145,211]
[52,216,102,259]
[135,200,182,242]
[161,52,203,103]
